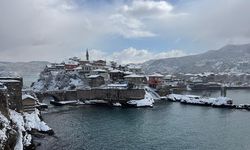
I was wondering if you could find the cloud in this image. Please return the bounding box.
[109,14,156,38]
[88,47,187,64]
[120,0,174,18]
[1,0,250,62]
[155,0,250,47]
[108,0,184,38]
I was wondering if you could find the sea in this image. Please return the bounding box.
[36,89,250,150]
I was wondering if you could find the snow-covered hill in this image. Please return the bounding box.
[142,43,250,74]
[32,70,89,92]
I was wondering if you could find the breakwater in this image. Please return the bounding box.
[36,89,145,103]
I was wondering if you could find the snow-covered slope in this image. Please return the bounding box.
[127,87,160,107]
[32,70,88,92]
[142,43,250,74]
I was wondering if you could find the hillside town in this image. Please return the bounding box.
[31,50,250,95]
[1,49,250,149]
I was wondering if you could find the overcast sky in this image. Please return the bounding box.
[1,0,250,64]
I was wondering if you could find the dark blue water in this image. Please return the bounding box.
[39,91,250,150]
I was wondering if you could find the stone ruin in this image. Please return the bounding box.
[0,77,23,118]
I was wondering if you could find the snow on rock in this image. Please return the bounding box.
[167,94,193,102]
[23,133,32,146]
[32,70,88,92]
[9,110,25,131]
[211,97,232,106]
[112,102,122,107]
[145,87,161,100]
[127,90,155,107]
[9,110,26,150]
[7,109,52,149]
[167,94,233,106]
[24,109,51,132]
[0,112,10,148]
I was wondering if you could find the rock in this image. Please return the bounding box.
[4,128,18,150]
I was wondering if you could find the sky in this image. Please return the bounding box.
[1,0,250,64]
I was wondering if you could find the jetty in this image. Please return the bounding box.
[166,94,250,110]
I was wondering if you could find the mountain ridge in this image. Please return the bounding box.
[142,43,250,74]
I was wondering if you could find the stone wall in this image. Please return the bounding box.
[40,89,145,102]
[0,78,23,112]
[77,89,145,102]
[0,87,9,118]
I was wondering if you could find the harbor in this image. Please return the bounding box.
[37,90,250,150]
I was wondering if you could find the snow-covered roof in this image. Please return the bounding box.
[63,60,79,65]
[164,75,172,79]
[88,75,102,78]
[124,74,145,78]
[74,66,82,70]
[55,64,64,67]
[85,63,92,66]
[46,64,53,68]
[107,83,127,87]
[22,94,37,100]
[0,79,20,83]
[92,69,107,73]
[148,73,164,77]
[123,71,133,75]
[110,69,123,73]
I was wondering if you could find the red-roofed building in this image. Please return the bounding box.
[148,73,164,88]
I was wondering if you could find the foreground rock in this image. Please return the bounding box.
[0,109,53,150]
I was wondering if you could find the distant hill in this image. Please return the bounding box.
[0,61,50,87]
[142,43,250,74]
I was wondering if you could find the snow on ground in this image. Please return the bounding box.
[127,90,155,107]
[145,87,161,100]
[24,109,51,132]
[167,94,232,106]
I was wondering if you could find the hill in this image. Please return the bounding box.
[142,44,250,74]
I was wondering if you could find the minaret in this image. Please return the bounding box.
[86,49,89,61]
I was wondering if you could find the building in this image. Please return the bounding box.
[91,69,109,81]
[88,75,105,87]
[0,77,23,112]
[148,73,164,88]
[127,65,143,74]
[93,60,106,66]
[64,60,79,70]
[45,63,64,72]
[109,69,125,82]
[124,74,147,88]
[22,94,38,113]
